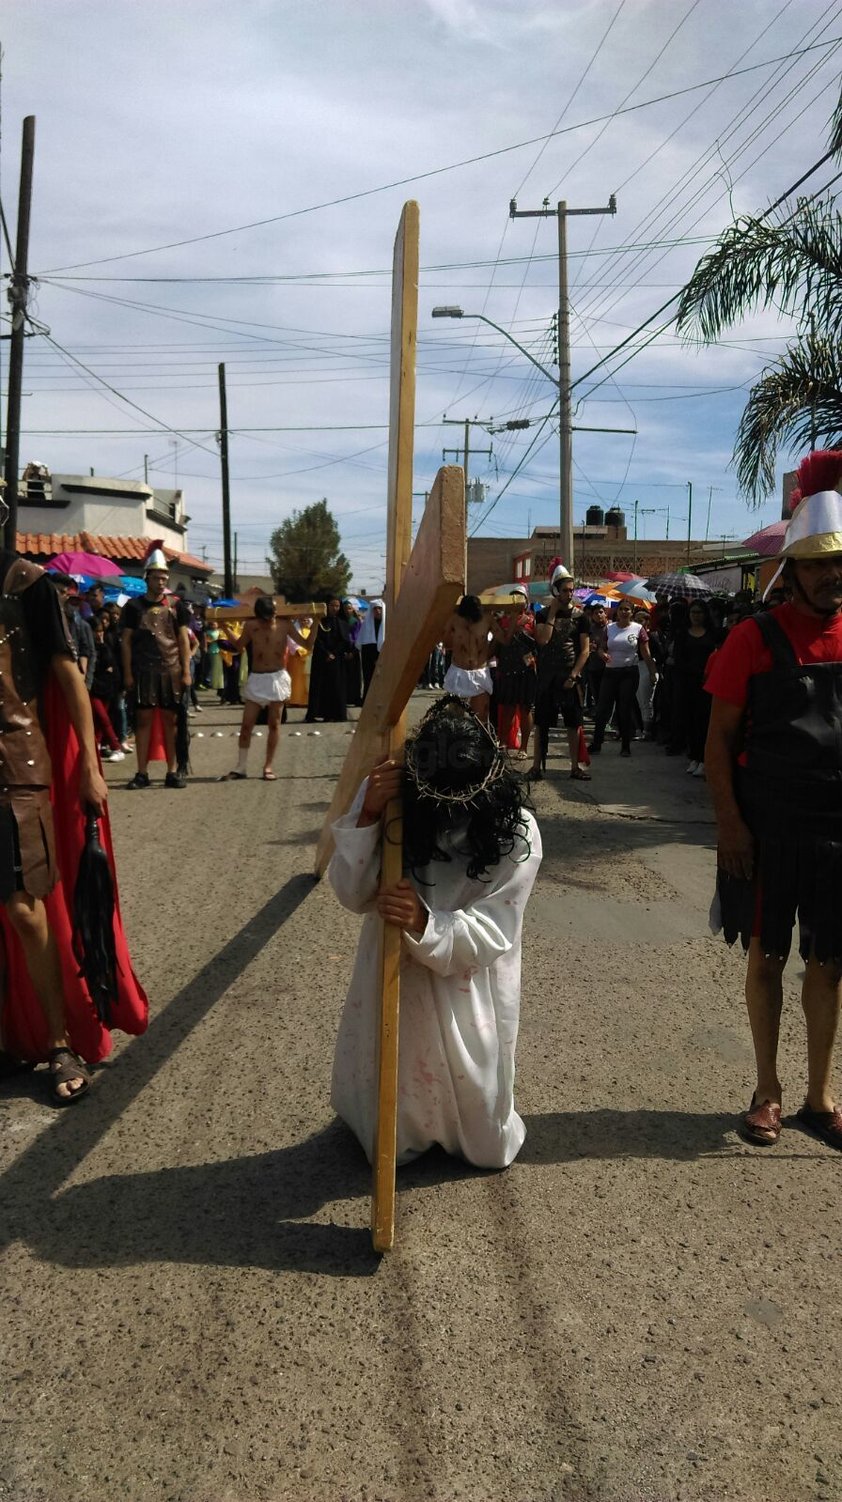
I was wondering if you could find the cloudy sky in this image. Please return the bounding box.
[2,0,841,587]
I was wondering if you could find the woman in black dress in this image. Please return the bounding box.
[306,597,350,722]
[672,599,719,775]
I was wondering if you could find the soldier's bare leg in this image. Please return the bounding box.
[5,891,85,1098]
[802,957,842,1113]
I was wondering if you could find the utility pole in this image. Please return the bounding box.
[510,193,617,572]
[441,415,493,508]
[218,363,234,597]
[143,453,149,484]
[3,116,36,553]
[687,481,693,566]
[633,499,639,574]
[704,485,722,542]
[233,531,238,592]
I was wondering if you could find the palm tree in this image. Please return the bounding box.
[676,90,842,505]
[732,333,842,500]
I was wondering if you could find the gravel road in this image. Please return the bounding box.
[1,694,839,1502]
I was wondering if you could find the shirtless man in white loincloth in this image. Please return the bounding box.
[219,597,310,781]
[442,594,495,722]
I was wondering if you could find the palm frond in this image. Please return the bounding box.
[676,195,842,343]
[733,335,842,504]
[830,83,842,159]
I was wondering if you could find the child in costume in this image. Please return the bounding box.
[329,696,542,1168]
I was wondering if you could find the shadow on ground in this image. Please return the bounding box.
[26,1133,488,1277]
[520,1108,827,1163]
[0,873,316,1257]
[29,1121,380,1276]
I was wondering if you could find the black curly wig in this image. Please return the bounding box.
[397,696,532,882]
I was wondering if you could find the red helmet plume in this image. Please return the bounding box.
[795,450,842,504]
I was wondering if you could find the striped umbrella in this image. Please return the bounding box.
[645,571,714,599]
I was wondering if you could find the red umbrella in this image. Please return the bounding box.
[603,570,641,582]
[47,550,123,578]
[741,521,787,557]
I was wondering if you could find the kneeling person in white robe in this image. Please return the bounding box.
[329,695,542,1169]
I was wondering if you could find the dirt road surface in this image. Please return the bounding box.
[1,695,839,1502]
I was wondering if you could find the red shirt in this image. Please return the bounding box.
[706,602,842,709]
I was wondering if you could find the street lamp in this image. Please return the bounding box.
[431,306,558,385]
[432,306,634,568]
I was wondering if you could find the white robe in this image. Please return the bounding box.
[328,781,542,1169]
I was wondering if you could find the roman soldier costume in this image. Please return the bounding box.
[0,551,148,1064]
[716,453,842,965]
[120,542,188,709]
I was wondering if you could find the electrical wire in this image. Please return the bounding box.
[34,37,842,275]
[513,0,629,199]
[574,5,842,327]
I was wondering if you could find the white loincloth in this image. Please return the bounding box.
[243,668,292,705]
[443,663,493,699]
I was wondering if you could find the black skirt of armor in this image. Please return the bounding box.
[717,770,842,965]
[133,669,180,711]
[494,631,536,708]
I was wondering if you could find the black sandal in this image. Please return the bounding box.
[47,1048,91,1106]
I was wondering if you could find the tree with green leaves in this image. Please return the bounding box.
[676,91,842,504]
[267,498,352,601]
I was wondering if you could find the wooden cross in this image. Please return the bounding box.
[205,601,326,624]
[314,203,466,1253]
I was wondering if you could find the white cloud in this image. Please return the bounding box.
[2,0,838,581]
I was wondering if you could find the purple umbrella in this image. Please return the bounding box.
[48,550,123,578]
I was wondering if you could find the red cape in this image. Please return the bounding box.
[0,675,149,1063]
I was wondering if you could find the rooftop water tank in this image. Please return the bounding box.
[605,507,626,528]
[585,505,604,526]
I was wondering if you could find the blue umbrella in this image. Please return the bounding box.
[117,575,147,596]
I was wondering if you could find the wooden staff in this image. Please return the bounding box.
[371,199,418,1254]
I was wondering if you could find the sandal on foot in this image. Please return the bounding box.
[47,1048,91,1106]
[740,1093,781,1145]
[218,770,248,781]
[796,1103,842,1151]
[262,770,277,781]
[570,768,591,781]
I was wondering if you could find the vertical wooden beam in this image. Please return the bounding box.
[371,201,419,1255]
[313,468,465,878]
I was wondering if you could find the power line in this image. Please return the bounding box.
[34,37,842,274]
[568,147,842,399]
[574,5,842,326]
[514,0,629,198]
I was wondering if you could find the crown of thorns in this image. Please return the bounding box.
[404,697,509,806]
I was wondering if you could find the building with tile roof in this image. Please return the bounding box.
[14,463,214,594]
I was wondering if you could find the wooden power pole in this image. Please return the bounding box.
[218,363,234,597]
[3,116,36,553]
[510,193,616,572]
